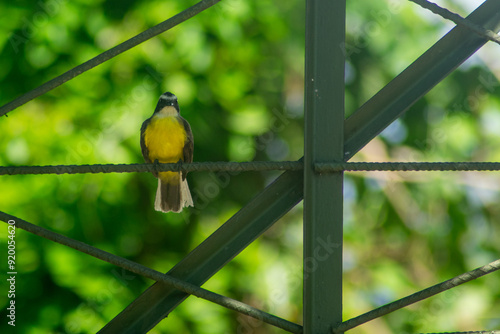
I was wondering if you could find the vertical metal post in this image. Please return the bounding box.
[304,0,345,333]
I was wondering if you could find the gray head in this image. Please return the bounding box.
[154,92,179,113]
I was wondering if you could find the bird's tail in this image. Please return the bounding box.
[155,172,193,213]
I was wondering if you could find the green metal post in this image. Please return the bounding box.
[304,0,345,333]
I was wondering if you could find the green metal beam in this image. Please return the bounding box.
[99,168,303,333]
[100,1,500,332]
[344,0,500,160]
[303,0,345,333]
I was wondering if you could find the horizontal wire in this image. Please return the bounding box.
[3,161,500,176]
[332,258,500,333]
[0,0,221,117]
[0,161,303,175]
[0,211,303,334]
[419,332,500,334]
[315,162,500,172]
[408,0,500,46]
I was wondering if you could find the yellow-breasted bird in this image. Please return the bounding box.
[140,92,194,213]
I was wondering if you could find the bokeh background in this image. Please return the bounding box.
[1,0,499,333]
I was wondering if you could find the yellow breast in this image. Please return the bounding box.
[144,110,186,163]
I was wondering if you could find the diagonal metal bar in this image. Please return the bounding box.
[332,258,500,333]
[0,211,303,334]
[99,167,304,333]
[344,0,500,161]
[303,0,345,332]
[101,1,500,332]
[0,0,221,117]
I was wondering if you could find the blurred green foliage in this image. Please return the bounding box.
[1,0,499,333]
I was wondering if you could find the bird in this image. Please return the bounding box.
[140,92,194,213]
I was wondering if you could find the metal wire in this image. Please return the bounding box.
[0,211,303,334]
[3,161,500,176]
[420,332,500,334]
[332,258,500,333]
[0,0,221,117]
[409,0,500,46]
[315,162,500,172]
[0,161,303,175]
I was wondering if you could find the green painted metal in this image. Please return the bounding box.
[303,0,345,333]
[100,1,500,332]
[344,0,500,161]
[99,167,303,333]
